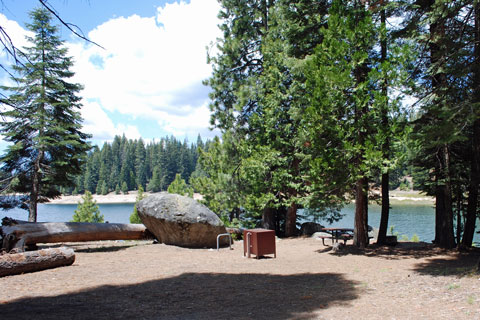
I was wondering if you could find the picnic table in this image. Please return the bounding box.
[317,228,354,246]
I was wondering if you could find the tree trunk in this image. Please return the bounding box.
[354,177,368,248]
[378,172,390,245]
[463,119,480,246]
[284,202,297,237]
[0,247,75,277]
[435,145,455,249]
[377,6,390,246]
[462,3,480,247]
[428,3,455,249]
[262,207,276,230]
[1,222,152,252]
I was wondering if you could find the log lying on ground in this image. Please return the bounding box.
[1,222,153,252]
[1,217,31,226]
[0,247,75,277]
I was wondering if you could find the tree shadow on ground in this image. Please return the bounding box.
[316,242,480,277]
[38,240,151,253]
[72,245,134,253]
[0,272,360,320]
[412,250,480,277]
[317,242,457,260]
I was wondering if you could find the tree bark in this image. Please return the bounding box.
[354,177,369,248]
[435,145,455,248]
[0,247,75,277]
[377,6,390,246]
[262,207,276,230]
[428,2,455,249]
[285,202,298,237]
[1,222,152,252]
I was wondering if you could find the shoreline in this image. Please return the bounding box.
[46,190,434,205]
[46,191,140,205]
[47,192,205,205]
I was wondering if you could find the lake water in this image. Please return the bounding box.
[1,203,136,224]
[2,202,478,244]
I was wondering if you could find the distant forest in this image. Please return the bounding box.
[65,135,206,195]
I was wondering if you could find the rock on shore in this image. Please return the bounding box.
[137,192,228,248]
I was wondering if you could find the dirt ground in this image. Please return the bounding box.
[1,237,479,320]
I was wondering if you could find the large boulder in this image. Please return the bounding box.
[137,193,228,248]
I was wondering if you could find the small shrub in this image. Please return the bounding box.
[389,225,399,236]
[167,173,193,197]
[130,185,146,224]
[72,191,104,223]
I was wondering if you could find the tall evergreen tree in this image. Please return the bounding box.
[134,138,147,189]
[0,8,90,221]
[303,0,408,247]
[463,1,480,247]
[405,0,478,248]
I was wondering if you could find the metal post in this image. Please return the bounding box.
[246,232,252,258]
[216,233,232,251]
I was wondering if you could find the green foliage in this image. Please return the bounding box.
[389,225,398,237]
[191,135,246,221]
[73,135,201,195]
[121,181,128,195]
[0,8,91,221]
[130,185,146,224]
[167,173,193,197]
[404,0,478,248]
[411,234,420,242]
[146,166,163,192]
[72,191,104,223]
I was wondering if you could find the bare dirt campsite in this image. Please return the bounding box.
[1,238,479,320]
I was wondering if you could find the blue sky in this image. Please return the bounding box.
[0,0,222,147]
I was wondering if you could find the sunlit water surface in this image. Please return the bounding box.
[2,202,478,244]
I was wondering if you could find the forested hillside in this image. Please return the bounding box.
[64,135,205,196]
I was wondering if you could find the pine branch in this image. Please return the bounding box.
[38,0,105,50]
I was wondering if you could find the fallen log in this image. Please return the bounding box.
[1,222,153,252]
[1,217,31,226]
[0,247,75,277]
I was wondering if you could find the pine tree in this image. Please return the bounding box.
[146,165,162,192]
[100,180,108,195]
[0,8,91,221]
[191,135,245,223]
[134,138,147,189]
[121,181,129,195]
[167,173,193,197]
[130,185,146,224]
[72,191,104,223]
[303,0,398,247]
[405,0,478,248]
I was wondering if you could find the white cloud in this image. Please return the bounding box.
[0,14,34,84]
[0,13,33,58]
[68,0,222,141]
[81,101,141,141]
